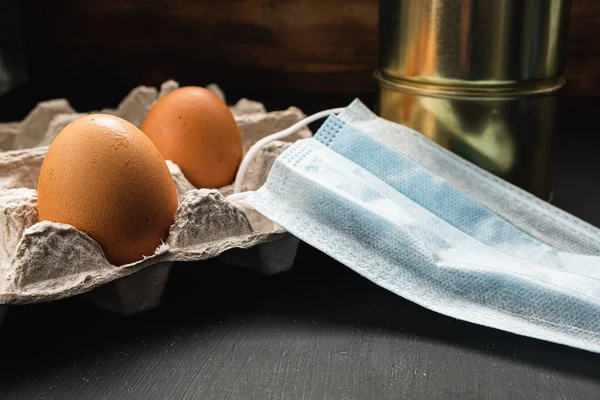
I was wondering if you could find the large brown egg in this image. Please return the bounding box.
[141,86,243,188]
[37,114,179,266]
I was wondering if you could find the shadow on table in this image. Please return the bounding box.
[0,241,599,391]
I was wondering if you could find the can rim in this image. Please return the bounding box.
[375,70,565,100]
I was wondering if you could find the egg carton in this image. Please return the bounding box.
[0,80,310,326]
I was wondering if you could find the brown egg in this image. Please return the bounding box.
[37,114,179,266]
[141,86,243,188]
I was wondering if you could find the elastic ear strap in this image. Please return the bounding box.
[233,107,345,194]
[226,191,255,211]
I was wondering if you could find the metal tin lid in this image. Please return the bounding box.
[374,69,566,100]
[378,0,571,87]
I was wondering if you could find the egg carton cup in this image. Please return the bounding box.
[0,80,310,325]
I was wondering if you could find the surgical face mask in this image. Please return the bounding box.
[337,101,600,256]
[313,114,600,279]
[228,100,600,353]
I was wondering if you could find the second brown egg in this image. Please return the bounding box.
[141,86,243,189]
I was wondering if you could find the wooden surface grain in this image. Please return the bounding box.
[567,0,600,97]
[0,96,599,400]
[14,0,600,99]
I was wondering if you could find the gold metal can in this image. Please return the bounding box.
[376,0,571,199]
[375,72,564,199]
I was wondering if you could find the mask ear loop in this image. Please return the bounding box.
[232,107,345,195]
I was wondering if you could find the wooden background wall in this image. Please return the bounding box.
[15,0,600,100]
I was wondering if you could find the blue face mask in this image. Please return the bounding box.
[229,100,600,353]
[314,114,600,279]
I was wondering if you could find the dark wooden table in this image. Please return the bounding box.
[1,88,599,399]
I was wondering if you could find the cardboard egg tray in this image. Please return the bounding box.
[0,80,310,326]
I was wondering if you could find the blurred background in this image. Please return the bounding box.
[1,0,599,122]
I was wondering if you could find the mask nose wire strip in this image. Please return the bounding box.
[233,107,345,194]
